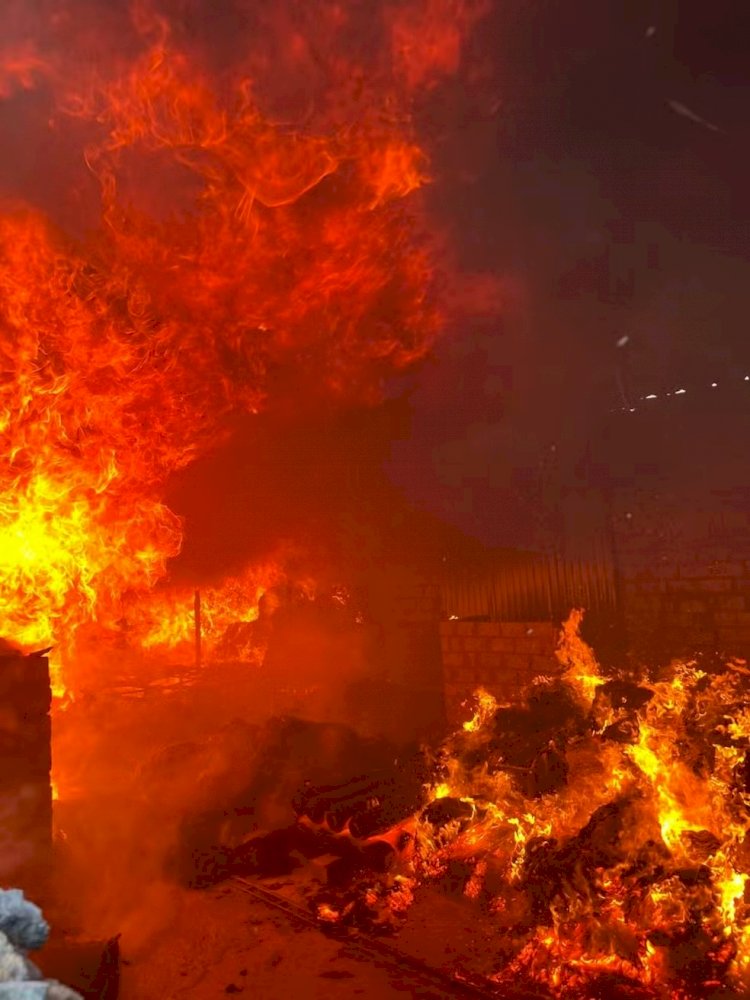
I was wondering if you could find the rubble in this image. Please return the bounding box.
[279,614,750,997]
[171,611,750,997]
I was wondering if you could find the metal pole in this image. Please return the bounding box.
[194,588,202,669]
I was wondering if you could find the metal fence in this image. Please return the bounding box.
[440,536,618,622]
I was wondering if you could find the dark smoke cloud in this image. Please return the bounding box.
[387,0,750,548]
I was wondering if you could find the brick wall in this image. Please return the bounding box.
[440,620,561,726]
[613,498,750,663]
[363,573,446,740]
[597,395,750,665]
[0,651,52,889]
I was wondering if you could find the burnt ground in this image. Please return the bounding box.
[116,877,490,999]
[46,666,495,999]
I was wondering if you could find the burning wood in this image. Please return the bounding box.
[293,750,430,838]
[239,612,750,999]
[172,715,420,887]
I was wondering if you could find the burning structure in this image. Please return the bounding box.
[1,1,749,998]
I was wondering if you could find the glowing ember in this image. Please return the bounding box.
[316,611,750,999]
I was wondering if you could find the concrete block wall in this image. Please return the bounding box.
[439,620,561,726]
[391,580,443,625]
[363,574,446,739]
[613,500,750,663]
[621,565,750,662]
[391,581,445,736]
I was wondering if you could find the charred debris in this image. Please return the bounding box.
[172,618,750,998]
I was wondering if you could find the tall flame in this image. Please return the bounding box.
[0,0,486,688]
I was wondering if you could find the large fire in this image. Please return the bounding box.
[6,16,748,1000]
[0,1,487,694]
[307,612,750,999]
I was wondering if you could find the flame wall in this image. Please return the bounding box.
[0,0,493,693]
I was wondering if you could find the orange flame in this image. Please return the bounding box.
[380,612,750,997]
[0,0,489,689]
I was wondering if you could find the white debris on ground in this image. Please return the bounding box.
[0,892,81,999]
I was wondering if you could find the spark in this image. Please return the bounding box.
[667,99,721,133]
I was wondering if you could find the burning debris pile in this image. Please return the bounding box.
[246,611,750,999]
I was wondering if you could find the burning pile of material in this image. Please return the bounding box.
[303,611,750,1000]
